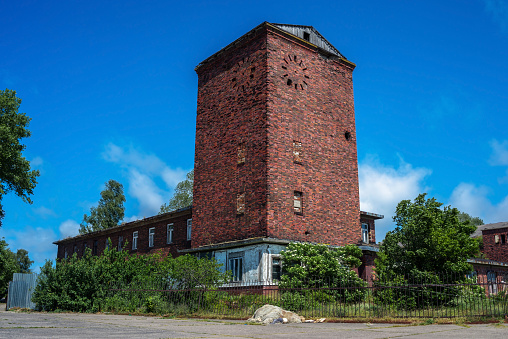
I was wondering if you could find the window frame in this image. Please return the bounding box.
[148,227,155,248]
[132,231,138,250]
[187,219,192,241]
[361,223,369,244]
[293,191,303,214]
[167,223,174,244]
[118,236,123,251]
[229,257,243,282]
[271,255,282,282]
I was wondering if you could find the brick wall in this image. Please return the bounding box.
[482,227,508,263]
[55,210,192,260]
[193,24,361,248]
[193,28,269,247]
[264,27,361,245]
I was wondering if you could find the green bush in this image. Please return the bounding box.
[32,242,229,313]
[278,243,367,306]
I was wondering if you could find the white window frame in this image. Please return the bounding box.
[167,224,174,244]
[271,255,282,282]
[187,219,192,241]
[361,223,369,243]
[149,227,155,247]
[132,231,138,250]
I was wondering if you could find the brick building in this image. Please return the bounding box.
[469,222,508,294]
[54,22,383,283]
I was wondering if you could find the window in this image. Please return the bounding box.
[105,239,110,250]
[293,141,302,163]
[294,191,303,214]
[229,256,243,282]
[73,245,78,254]
[187,219,192,240]
[495,235,500,244]
[167,224,174,244]
[237,143,246,164]
[272,256,282,282]
[93,240,98,255]
[361,223,369,243]
[502,234,506,244]
[132,231,138,250]
[237,193,245,215]
[118,236,123,251]
[149,228,155,247]
[64,247,68,259]
[303,32,310,41]
[83,242,88,250]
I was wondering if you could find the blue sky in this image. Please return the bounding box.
[1,0,507,272]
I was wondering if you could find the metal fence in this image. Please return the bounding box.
[106,271,508,319]
[6,273,38,310]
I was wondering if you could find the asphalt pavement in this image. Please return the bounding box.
[1,304,507,338]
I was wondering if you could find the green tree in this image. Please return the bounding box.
[0,89,40,226]
[0,239,17,297]
[159,169,193,214]
[15,248,33,273]
[374,194,480,309]
[458,212,484,227]
[376,194,479,277]
[79,180,126,234]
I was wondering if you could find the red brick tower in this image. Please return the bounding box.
[193,23,361,248]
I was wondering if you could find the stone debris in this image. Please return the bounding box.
[248,305,303,324]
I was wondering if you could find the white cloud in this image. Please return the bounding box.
[359,156,431,240]
[128,169,164,216]
[2,226,57,272]
[58,219,80,239]
[102,142,189,216]
[449,183,508,224]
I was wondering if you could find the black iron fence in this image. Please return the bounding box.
[105,271,508,319]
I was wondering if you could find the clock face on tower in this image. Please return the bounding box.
[231,56,255,93]
[281,54,309,90]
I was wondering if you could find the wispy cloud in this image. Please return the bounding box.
[2,225,57,272]
[489,139,508,166]
[33,206,57,219]
[102,142,189,216]
[359,156,431,240]
[489,139,508,183]
[484,0,508,33]
[31,156,44,168]
[449,183,508,223]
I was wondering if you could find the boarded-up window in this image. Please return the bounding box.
[293,141,302,163]
[237,144,246,164]
[237,192,245,215]
[294,191,303,214]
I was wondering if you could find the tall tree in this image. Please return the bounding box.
[15,248,33,273]
[376,193,479,277]
[0,239,17,297]
[0,89,40,226]
[458,212,484,227]
[159,169,193,214]
[79,180,126,234]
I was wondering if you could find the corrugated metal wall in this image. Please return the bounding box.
[6,273,38,310]
[272,24,343,58]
